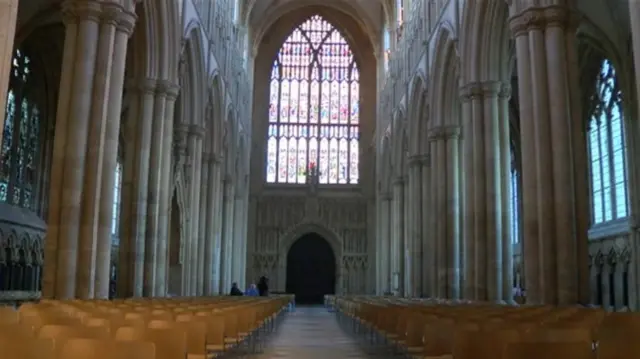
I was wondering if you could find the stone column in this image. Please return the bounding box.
[43,1,134,299]
[630,1,640,116]
[220,178,235,292]
[95,4,137,299]
[408,156,422,296]
[232,193,245,287]
[444,126,461,299]
[117,78,156,298]
[0,0,18,147]
[379,193,392,293]
[429,126,461,299]
[428,136,440,297]
[196,154,209,296]
[459,84,476,300]
[211,156,224,294]
[154,81,179,297]
[403,174,412,296]
[391,178,404,294]
[419,155,431,297]
[499,84,515,303]
[203,155,221,295]
[186,124,204,296]
[508,3,588,304]
[172,124,189,295]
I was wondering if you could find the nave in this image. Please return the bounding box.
[253,306,382,359]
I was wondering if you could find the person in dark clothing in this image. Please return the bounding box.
[257,276,269,296]
[229,282,243,296]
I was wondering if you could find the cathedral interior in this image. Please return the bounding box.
[0,0,639,334]
[3,0,640,357]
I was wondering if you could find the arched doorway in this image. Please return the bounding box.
[286,232,336,304]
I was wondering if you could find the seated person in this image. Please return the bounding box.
[229,282,244,296]
[245,284,259,296]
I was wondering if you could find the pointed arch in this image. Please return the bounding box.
[407,73,428,155]
[263,14,361,185]
[459,0,510,82]
[207,73,225,155]
[131,0,181,81]
[182,27,207,126]
[429,27,460,127]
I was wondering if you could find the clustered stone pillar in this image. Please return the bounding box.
[459,81,513,303]
[220,177,235,292]
[377,192,392,293]
[43,0,136,299]
[428,125,461,299]
[407,155,423,297]
[508,2,589,304]
[0,0,18,146]
[391,178,404,294]
[419,154,431,297]
[118,78,179,298]
[186,124,204,296]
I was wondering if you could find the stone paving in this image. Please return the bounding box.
[250,306,387,359]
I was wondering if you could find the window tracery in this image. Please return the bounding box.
[588,59,628,225]
[1,49,41,211]
[111,161,123,241]
[510,165,520,244]
[265,15,360,185]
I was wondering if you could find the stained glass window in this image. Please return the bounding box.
[1,49,40,210]
[265,15,360,185]
[588,59,628,225]
[510,167,520,244]
[111,162,123,237]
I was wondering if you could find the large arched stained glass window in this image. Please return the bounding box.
[1,49,41,210]
[588,59,628,225]
[265,15,360,185]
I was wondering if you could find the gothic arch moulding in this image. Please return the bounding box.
[459,0,509,82]
[429,26,460,128]
[277,221,344,294]
[407,72,428,155]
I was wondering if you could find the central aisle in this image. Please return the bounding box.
[254,306,381,358]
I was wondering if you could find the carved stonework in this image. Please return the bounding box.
[250,195,371,294]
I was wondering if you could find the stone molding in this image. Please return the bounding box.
[428,125,460,141]
[62,1,137,35]
[508,6,577,36]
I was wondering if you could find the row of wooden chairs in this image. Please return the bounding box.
[327,295,640,359]
[0,295,293,359]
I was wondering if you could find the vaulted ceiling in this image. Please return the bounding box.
[239,0,392,53]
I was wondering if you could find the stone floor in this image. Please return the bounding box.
[250,306,385,358]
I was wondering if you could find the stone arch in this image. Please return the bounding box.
[179,27,207,126]
[429,27,460,127]
[391,109,408,178]
[248,2,380,56]
[277,221,344,294]
[380,135,393,194]
[251,6,377,189]
[223,108,238,179]
[207,73,225,155]
[459,0,510,83]
[130,0,181,82]
[407,73,428,155]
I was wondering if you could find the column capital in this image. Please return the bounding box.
[509,6,576,35]
[499,83,512,100]
[62,1,102,24]
[459,82,484,101]
[428,125,460,141]
[136,78,157,95]
[156,80,180,100]
[188,124,206,139]
[408,154,430,167]
[481,81,502,97]
[392,176,405,186]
